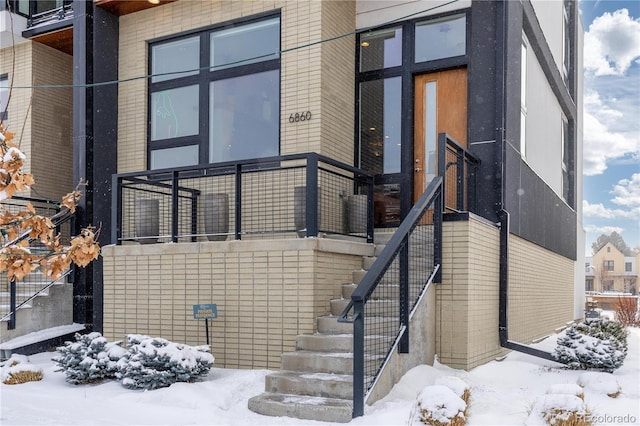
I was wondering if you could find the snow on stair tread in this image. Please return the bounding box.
[263,392,352,406]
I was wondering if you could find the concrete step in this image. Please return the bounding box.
[331,298,400,317]
[317,315,399,335]
[363,256,377,270]
[248,392,353,423]
[265,371,353,399]
[374,232,395,245]
[296,333,353,353]
[281,351,355,374]
[341,283,401,301]
[352,269,367,284]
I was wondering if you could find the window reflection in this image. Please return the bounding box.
[415,15,466,63]
[211,18,280,70]
[210,70,279,163]
[360,27,402,72]
[151,36,200,82]
[151,145,199,169]
[151,85,199,141]
[359,77,402,174]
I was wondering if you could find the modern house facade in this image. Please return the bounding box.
[1,0,584,420]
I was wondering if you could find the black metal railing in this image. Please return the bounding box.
[338,177,443,417]
[437,133,480,213]
[0,196,75,329]
[8,0,73,27]
[112,153,374,245]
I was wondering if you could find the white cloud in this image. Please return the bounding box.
[584,9,640,76]
[611,173,640,207]
[584,224,623,234]
[582,91,639,175]
[583,199,640,220]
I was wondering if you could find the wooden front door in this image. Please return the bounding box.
[413,68,467,204]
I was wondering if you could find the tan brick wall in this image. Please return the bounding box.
[437,214,574,370]
[508,233,574,343]
[437,216,504,370]
[30,42,73,199]
[0,41,72,200]
[102,238,370,369]
[117,0,355,173]
[1,42,33,181]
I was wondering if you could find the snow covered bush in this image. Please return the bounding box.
[525,394,590,426]
[115,334,214,390]
[552,319,628,372]
[0,354,43,385]
[53,332,126,384]
[408,385,467,426]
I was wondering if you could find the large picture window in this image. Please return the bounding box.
[148,15,280,170]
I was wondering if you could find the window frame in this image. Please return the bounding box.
[0,74,8,121]
[603,260,614,271]
[147,12,281,170]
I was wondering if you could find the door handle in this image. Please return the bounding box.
[415,167,422,173]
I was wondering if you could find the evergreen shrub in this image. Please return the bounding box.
[116,334,214,390]
[552,319,628,372]
[53,332,126,384]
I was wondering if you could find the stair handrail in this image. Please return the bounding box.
[0,268,73,323]
[1,205,75,329]
[338,176,443,417]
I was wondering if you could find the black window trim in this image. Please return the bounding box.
[147,10,281,171]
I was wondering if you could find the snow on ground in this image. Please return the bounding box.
[0,328,638,426]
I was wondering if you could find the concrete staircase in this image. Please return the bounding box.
[0,271,77,358]
[248,232,395,423]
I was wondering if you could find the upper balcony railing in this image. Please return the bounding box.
[112,153,374,245]
[8,0,73,28]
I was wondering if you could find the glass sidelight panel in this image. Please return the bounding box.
[424,81,437,183]
[359,77,402,175]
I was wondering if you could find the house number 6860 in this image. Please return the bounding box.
[289,111,312,123]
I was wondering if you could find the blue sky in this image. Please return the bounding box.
[579,0,640,255]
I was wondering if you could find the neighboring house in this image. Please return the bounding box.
[585,244,638,295]
[1,0,585,421]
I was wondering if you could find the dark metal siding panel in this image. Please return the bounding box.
[91,5,119,333]
[503,143,521,236]
[468,1,499,223]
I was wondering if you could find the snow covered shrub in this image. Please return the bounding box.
[116,334,214,390]
[526,394,590,426]
[552,319,628,372]
[0,354,43,385]
[577,372,621,398]
[53,332,126,384]
[434,376,471,405]
[408,385,467,426]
